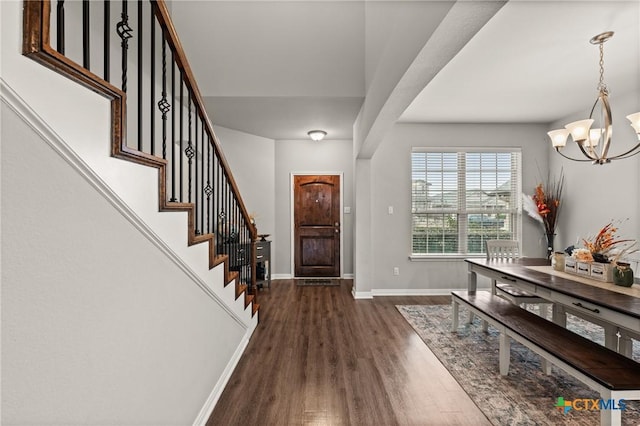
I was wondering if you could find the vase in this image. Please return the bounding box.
[613,262,634,287]
[551,252,565,271]
[545,233,555,259]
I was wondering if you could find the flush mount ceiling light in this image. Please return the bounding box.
[307,130,327,141]
[547,31,640,165]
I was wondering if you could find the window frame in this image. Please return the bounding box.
[410,147,522,259]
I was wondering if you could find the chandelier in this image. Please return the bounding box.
[547,31,640,165]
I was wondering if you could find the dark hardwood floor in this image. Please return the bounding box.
[207,279,490,425]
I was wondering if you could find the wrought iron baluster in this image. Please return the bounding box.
[117,0,133,92]
[137,0,143,151]
[158,38,170,160]
[186,93,194,204]
[179,78,185,202]
[169,56,176,202]
[216,154,221,245]
[56,1,65,54]
[205,136,212,234]
[104,0,110,81]
[150,9,155,156]
[200,122,205,234]
[219,209,226,255]
[225,173,230,255]
[82,0,90,69]
[194,112,200,234]
[235,205,240,284]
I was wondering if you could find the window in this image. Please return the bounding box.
[411,149,521,256]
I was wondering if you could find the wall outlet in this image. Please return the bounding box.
[388,206,394,215]
[393,267,400,276]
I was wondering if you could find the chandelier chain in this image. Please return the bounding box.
[598,42,608,93]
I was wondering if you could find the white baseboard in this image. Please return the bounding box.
[272,274,354,280]
[353,287,490,299]
[271,273,293,280]
[192,321,257,426]
[371,288,452,296]
[353,290,373,299]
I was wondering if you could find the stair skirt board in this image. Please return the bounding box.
[0,79,251,328]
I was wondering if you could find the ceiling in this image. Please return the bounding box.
[170,1,640,141]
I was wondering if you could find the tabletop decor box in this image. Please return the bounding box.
[562,255,613,282]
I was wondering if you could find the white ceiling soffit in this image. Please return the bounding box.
[204,96,363,140]
[399,0,640,125]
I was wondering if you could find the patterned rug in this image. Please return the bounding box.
[396,304,640,426]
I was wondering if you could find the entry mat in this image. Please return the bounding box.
[295,279,341,286]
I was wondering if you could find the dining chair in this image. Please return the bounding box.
[485,240,551,319]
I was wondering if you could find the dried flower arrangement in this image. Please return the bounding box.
[578,220,637,264]
[523,169,564,255]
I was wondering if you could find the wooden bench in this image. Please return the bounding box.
[451,290,640,426]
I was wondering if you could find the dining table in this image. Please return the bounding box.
[465,257,640,357]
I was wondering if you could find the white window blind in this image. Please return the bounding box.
[411,149,521,255]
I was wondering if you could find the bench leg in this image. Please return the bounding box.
[481,319,489,332]
[541,358,551,375]
[490,278,497,295]
[499,332,510,375]
[451,299,459,332]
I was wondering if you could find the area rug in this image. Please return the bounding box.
[295,279,341,286]
[396,304,640,426]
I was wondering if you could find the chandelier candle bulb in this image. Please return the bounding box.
[548,129,569,147]
[564,119,594,143]
[588,129,602,146]
[628,112,640,138]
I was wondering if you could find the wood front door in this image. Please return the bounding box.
[294,175,341,277]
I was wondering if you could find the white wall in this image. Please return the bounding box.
[275,139,355,277]
[548,91,640,264]
[214,126,276,235]
[360,123,549,296]
[214,125,276,253]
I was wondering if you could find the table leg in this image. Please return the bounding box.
[451,299,459,332]
[467,267,477,324]
[468,267,477,292]
[499,332,510,375]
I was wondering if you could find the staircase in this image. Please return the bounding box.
[22,0,259,318]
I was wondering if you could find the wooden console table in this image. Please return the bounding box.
[255,240,271,289]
